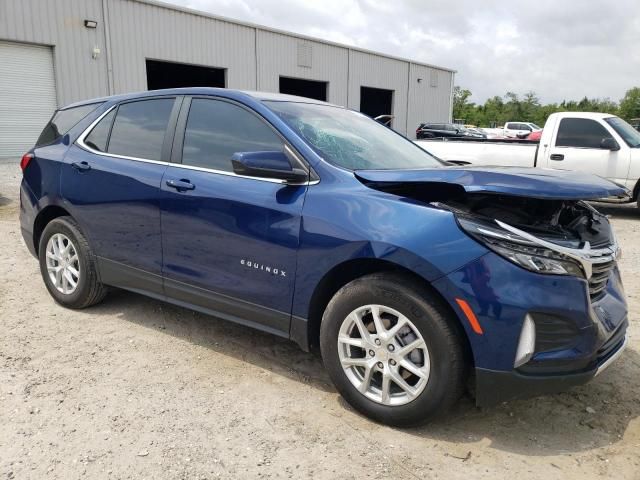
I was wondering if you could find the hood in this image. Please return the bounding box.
[354,166,629,200]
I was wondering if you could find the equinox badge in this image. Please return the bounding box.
[240,259,286,277]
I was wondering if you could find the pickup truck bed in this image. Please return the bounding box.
[416,139,539,167]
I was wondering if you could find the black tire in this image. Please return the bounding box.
[38,216,107,309]
[320,273,466,427]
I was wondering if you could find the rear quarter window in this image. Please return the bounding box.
[36,103,103,147]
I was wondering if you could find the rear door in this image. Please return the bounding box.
[545,117,629,184]
[62,96,181,293]
[160,97,308,335]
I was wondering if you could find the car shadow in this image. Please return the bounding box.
[590,201,640,219]
[90,289,335,392]
[89,288,640,457]
[399,345,640,456]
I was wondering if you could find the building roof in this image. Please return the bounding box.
[132,0,457,74]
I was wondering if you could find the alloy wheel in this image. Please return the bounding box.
[337,304,430,406]
[45,233,80,295]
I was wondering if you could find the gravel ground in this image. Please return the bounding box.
[1,159,639,479]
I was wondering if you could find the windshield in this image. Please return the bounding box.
[529,123,541,130]
[265,101,443,170]
[604,116,640,148]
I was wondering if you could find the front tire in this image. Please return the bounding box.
[320,273,466,427]
[38,216,107,309]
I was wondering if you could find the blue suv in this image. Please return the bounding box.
[20,88,628,426]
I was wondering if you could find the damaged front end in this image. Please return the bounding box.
[355,167,628,404]
[354,167,626,300]
[435,195,621,301]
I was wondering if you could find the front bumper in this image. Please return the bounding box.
[475,329,627,407]
[432,251,628,406]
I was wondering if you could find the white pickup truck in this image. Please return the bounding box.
[416,112,640,206]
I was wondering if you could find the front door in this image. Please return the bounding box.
[546,117,629,185]
[160,97,307,335]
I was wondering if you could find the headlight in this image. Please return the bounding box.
[458,217,584,277]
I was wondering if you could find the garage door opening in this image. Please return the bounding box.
[360,87,394,125]
[146,59,226,90]
[279,77,327,101]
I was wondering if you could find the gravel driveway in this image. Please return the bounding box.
[1,159,639,479]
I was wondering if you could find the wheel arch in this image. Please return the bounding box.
[33,205,73,256]
[633,178,640,201]
[303,258,474,367]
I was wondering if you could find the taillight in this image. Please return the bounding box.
[20,153,34,171]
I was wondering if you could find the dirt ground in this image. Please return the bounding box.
[1,159,639,480]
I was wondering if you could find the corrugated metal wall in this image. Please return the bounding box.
[407,64,454,134]
[0,0,110,105]
[0,0,454,136]
[105,0,257,94]
[348,51,410,134]
[256,30,349,106]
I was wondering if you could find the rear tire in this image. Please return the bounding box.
[38,216,107,309]
[320,273,466,427]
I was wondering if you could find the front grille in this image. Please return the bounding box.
[589,259,616,301]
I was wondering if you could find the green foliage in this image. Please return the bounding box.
[619,87,640,122]
[451,87,638,127]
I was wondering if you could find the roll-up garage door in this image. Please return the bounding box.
[0,41,57,158]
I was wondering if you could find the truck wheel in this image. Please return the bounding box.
[320,273,466,427]
[38,216,107,309]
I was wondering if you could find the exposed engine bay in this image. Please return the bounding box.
[354,167,624,250]
[357,174,620,289]
[434,193,613,247]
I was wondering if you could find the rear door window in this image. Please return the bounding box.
[555,118,613,149]
[181,98,283,172]
[36,103,102,147]
[107,99,174,161]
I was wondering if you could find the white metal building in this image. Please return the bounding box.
[0,0,455,157]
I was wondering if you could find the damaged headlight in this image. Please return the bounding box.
[458,217,585,277]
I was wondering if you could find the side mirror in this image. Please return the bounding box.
[231,150,308,184]
[600,138,620,151]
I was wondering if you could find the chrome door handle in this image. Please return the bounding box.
[166,179,195,191]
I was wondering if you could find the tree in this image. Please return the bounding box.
[452,86,474,123]
[451,85,629,128]
[619,87,640,122]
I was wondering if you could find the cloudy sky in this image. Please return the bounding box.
[165,0,640,104]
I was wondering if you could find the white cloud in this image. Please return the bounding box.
[165,0,640,104]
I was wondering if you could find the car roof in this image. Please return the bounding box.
[549,111,616,120]
[60,87,337,110]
